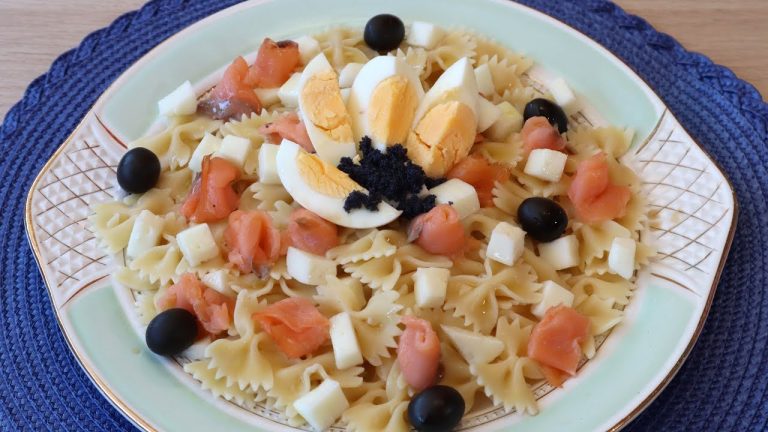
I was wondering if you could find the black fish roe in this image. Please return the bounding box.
[338,137,442,219]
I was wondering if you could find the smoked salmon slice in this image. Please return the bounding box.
[181,156,241,223]
[287,208,339,256]
[224,210,282,274]
[156,273,234,335]
[398,316,441,391]
[259,112,314,152]
[527,305,590,386]
[447,153,509,207]
[409,204,467,257]
[253,297,330,359]
[567,153,631,223]
[199,56,263,120]
[522,116,566,154]
[245,38,301,88]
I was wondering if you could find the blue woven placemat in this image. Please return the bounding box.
[1,0,766,430]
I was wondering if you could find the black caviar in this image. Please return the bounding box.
[338,137,444,219]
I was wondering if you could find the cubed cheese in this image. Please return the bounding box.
[485,101,523,141]
[254,87,280,107]
[176,224,220,267]
[524,148,568,182]
[201,270,236,297]
[537,234,579,270]
[294,36,321,65]
[531,280,575,318]
[477,97,502,132]
[487,221,526,266]
[182,337,211,361]
[608,237,636,279]
[293,379,349,431]
[549,77,578,114]
[428,178,480,220]
[215,135,251,168]
[158,80,197,117]
[126,210,164,258]
[338,63,364,88]
[258,143,281,185]
[441,325,504,365]
[406,21,446,49]
[340,87,351,105]
[413,267,450,308]
[278,73,302,107]
[474,64,495,97]
[286,247,337,285]
[329,312,364,369]
[189,133,222,172]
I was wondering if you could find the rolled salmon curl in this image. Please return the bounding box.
[409,204,467,257]
[156,273,234,335]
[398,316,441,392]
[568,153,631,223]
[446,153,509,207]
[224,210,282,274]
[245,38,301,88]
[527,305,590,386]
[522,116,566,154]
[253,297,330,359]
[181,156,241,223]
[287,208,339,256]
[200,56,262,120]
[258,112,314,152]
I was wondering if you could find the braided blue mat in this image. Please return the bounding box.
[1,0,766,430]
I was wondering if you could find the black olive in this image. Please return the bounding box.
[523,98,568,133]
[408,385,465,432]
[145,308,198,356]
[117,147,161,194]
[364,14,405,53]
[517,197,568,242]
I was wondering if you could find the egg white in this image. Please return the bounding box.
[412,57,479,127]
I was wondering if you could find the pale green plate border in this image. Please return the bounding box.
[24,0,738,431]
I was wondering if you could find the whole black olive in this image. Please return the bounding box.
[364,14,405,52]
[408,385,465,432]
[523,98,568,133]
[145,308,198,356]
[117,147,161,194]
[517,197,568,242]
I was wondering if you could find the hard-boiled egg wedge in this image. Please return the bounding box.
[347,56,424,151]
[276,139,401,228]
[405,57,479,177]
[298,53,357,166]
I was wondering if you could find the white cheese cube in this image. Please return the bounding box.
[485,101,523,141]
[477,97,502,132]
[441,325,504,365]
[524,148,568,182]
[609,237,636,279]
[414,267,450,308]
[158,80,197,117]
[340,87,351,105]
[177,224,220,267]
[278,73,302,107]
[254,87,280,107]
[286,247,337,285]
[531,280,575,318]
[215,135,251,169]
[329,313,364,369]
[406,21,446,49]
[189,133,222,172]
[537,234,579,270]
[293,379,349,431]
[428,179,480,220]
[486,222,526,266]
[257,143,281,185]
[474,64,495,97]
[294,36,321,65]
[338,63,364,88]
[201,270,236,297]
[181,337,211,361]
[126,210,164,258]
[549,78,578,114]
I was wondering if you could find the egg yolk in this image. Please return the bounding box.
[296,151,361,198]
[405,101,477,177]
[368,76,419,146]
[300,70,354,143]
